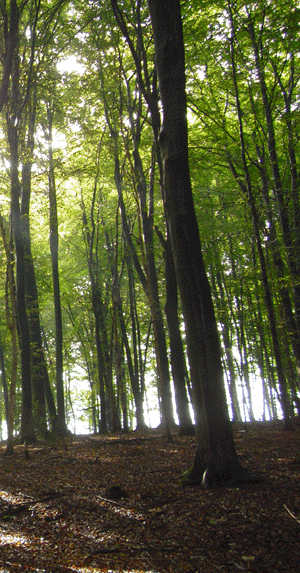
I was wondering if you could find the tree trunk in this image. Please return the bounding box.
[81,198,107,433]
[46,107,69,436]
[8,121,35,443]
[6,39,35,443]
[0,214,18,454]
[157,227,194,434]
[127,256,146,429]
[21,100,56,434]
[0,0,18,113]
[211,266,242,422]
[148,0,249,486]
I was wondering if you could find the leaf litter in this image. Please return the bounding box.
[0,421,299,572]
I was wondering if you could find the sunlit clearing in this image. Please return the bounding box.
[57,55,86,75]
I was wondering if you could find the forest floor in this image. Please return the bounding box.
[0,422,299,573]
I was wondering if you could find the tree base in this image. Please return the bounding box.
[3,444,14,457]
[178,423,195,436]
[181,455,263,488]
[52,420,72,438]
[18,433,36,445]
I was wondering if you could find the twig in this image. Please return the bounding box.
[96,495,123,506]
[284,504,300,524]
[84,543,180,561]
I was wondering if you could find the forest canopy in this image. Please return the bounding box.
[0,0,300,445]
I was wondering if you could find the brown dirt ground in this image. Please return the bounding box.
[0,421,299,572]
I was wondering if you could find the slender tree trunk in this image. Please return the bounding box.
[126,83,174,433]
[127,256,146,429]
[100,59,173,433]
[211,267,242,422]
[8,124,35,443]
[81,198,107,433]
[46,107,68,436]
[157,227,194,433]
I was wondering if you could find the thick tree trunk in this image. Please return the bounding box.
[148,0,248,486]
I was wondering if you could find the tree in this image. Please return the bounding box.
[147,0,251,486]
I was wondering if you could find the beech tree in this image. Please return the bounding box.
[147,0,252,485]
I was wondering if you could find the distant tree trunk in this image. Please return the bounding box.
[81,190,122,433]
[81,196,107,433]
[46,107,69,436]
[157,228,194,434]
[210,266,242,422]
[148,0,250,486]
[126,257,146,429]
